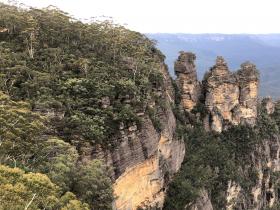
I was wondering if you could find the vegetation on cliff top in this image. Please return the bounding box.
[0,2,166,209]
[0,2,164,147]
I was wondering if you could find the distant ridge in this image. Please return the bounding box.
[147,33,280,98]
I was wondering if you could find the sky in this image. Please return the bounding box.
[1,0,280,34]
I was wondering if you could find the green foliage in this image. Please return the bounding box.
[164,100,280,209]
[35,138,79,193]
[165,126,238,209]
[0,3,152,208]
[0,164,89,210]
[0,91,45,168]
[257,102,279,139]
[0,79,114,210]
[221,125,260,165]
[191,101,208,120]
[0,3,165,146]
[73,160,114,210]
[171,80,182,106]
[272,101,280,128]
[263,204,280,210]
[271,171,280,198]
[60,192,90,210]
[147,107,162,132]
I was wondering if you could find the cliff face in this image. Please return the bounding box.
[56,47,272,210]
[101,52,271,210]
[75,50,263,210]
[235,62,259,126]
[85,64,185,210]
[111,64,185,210]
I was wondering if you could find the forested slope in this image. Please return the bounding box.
[2,3,280,210]
[0,3,168,209]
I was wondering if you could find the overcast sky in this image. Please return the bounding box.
[1,0,280,34]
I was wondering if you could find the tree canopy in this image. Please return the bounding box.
[0,2,166,208]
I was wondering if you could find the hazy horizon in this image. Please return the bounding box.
[1,0,280,34]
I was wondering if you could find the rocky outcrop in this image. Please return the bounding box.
[175,52,200,111]
[249,137,280,209]
[226,181,242,210]
[113,134,185,210]
[175,53,259,132]
[203,56,240,132]
[90,52,261,209]
[183,99,280,210]
[203,57,259,132]
[234,62,259,126]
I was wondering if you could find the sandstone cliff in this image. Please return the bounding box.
[83,63,185,210]
[176,52,259,133]
[111,64,185,210]
[203,56,240,132]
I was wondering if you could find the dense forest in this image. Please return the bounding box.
[0,3,166,209]
[2,2,280,210]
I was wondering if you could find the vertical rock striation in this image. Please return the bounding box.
[167,52,276,210]
[203,58,259,132]
[203,56,239,132]
[111,64,185,210]
[175,52,200,111]
[94,63,185,210]
[234,62,259,126]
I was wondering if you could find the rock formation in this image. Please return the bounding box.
[204,58,259,132]
[3,4,279,209]
[235,62,259,125]
[173,52,280,210]
[109,52,273,210]
[175,52,259,132]
[203,56,240,132]
[225,125,280,210]
[175,52,200,111]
